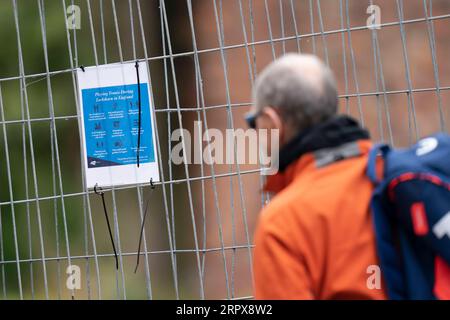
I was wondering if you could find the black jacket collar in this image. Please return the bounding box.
[278,115,370,172]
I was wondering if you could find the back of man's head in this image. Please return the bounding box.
[254,53,338,136]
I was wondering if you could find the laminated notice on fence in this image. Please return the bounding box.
[76,61,159,188]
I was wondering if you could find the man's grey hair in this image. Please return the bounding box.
[254,53,338,133]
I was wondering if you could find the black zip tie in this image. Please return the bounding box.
[80,65,85,72]
[134,178,155,273]
[135,61,142,168]
[94,184,119,270]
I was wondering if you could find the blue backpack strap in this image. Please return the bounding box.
[367,143,408,299]
[367,143,390,184]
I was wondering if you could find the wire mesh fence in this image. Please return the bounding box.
[0,0,449,300]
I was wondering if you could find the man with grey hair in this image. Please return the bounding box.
[248,54,386,300]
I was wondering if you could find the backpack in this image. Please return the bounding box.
[367,133,450,300]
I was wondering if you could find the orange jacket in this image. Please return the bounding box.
[253,140,387,300]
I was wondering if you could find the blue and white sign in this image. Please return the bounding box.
[77,62,159,188]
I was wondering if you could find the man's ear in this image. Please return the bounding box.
[259,106,284,140]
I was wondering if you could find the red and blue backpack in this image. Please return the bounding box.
[367,133,450,300]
